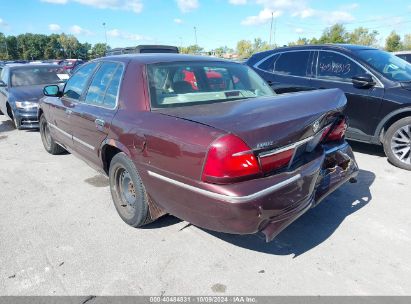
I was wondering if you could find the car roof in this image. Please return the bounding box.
[276,44,377,52]
[393,51,411,55]
[6,63,63,69]
[102,53,231,65]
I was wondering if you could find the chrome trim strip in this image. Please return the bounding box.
[49,122,95,150]
[49,123,71,139]
[259,136,314,158]
[147,171,301,203]
[73,136,95,150]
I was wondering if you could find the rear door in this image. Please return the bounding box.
[70,61,124,168]
[254,50,315,94]
[310,50,384,140]
[49,62,99,148]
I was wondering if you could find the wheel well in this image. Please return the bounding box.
[102,145,122,174]
[380,111,411,142]
[37,108,43,120]
[6,102,13,119]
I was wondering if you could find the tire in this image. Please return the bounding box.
[383,117,411,171]
[39,114,66,155]
[7,105,20,130]
[109,152,151,227]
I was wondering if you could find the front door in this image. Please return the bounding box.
[311,51,384,141]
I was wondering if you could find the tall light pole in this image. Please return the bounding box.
[102,22,108,49]
[193,26,198,46]
[269,12,273,46]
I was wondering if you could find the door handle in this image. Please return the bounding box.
[65,109,72,115]
[267,80,273,85]
[95,118,105,127]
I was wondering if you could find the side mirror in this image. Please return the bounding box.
[0,80,7,87]
[352,74,376,89]
[43,85,61,97]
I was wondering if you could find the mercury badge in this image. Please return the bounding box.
[312,120,321,133]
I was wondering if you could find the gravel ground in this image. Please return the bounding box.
[0,115,410,296]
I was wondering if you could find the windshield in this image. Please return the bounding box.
[147,61,275,108]
[11,66,69,87]
[357,49,411,82]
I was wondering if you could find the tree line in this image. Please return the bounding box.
[0,32,109,61]
[1,24,411,61]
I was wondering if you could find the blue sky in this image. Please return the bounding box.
[0,0,411,50]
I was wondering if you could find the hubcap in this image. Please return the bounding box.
[115,168,138,219]
[391,124,411,165]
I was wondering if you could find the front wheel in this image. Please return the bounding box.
[109,152,152,227]
[383,117,411,170]
[39,114,66,155]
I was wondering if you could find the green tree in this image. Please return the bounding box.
[0,33,8,59]
[180,44,203,54]
[348,27,379,46]
[318,24,349,44]
[91,43,110,58]
[403,34,411,51]
[6,35,19,59]
[236,40,253,59]
[288,37,310,46]
[385,31,402,52]
[253,38,270,52]
[58,34,80,58]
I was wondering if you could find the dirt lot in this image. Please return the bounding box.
[0,114,410,296]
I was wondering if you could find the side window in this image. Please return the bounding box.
[84,62,124,108]
[63,62,98,100]
[1,68,9,84]
[258,54,279,72]
[274,51,311,77]
[317,51,366,82]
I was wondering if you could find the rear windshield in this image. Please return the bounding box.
[147,61,274,108]
[11,66,69,87]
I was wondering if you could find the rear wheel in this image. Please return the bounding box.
[383,117,411,170]
[109,152,151,227]
[39,114,66,155]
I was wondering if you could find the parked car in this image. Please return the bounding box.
[0,64,69,129]
[38,54,358,242]
[247,44,411,170]
[61,59,84,74]
[394,51,411,64]
[105,45,179,56]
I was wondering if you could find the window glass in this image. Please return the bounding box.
[274,52,310,76]
[84,62,119,106]
[317,51,366,82]
[148,61,274,108]
[10,66,69,87]
[258,54,279,72]
[63,62,98,100]
[103,64,124,108]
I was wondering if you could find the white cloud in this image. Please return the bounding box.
[70,25,93,35]
[174,18,183,24]
[41,0,143,14]
[229,0,247,5]
[107,29,151,42]
[0,18,8,27]
[176,0,199,13]
[48,23,61,31]
[294,28,304,34]
[241,9,282,26]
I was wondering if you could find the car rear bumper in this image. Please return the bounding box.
[144,141,358,242]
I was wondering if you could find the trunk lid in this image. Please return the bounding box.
[154,88,346,150]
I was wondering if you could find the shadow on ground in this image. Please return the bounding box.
[203,169,375,257]
[0,119,15,133]
[348,140,385,157]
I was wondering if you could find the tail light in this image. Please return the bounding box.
[325,117,348,142]
[259,149,294,173]
[202,134,261,184]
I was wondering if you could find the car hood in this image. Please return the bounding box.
[154,88,347,150]
[9,85,45,102]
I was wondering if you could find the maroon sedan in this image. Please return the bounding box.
[38,54,358,241]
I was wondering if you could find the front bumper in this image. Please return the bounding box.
[14,109,39,129]
[144,141,358,242]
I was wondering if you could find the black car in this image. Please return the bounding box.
[0,64,69,129]
[247,44,411,170]
[394,51,411,64]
